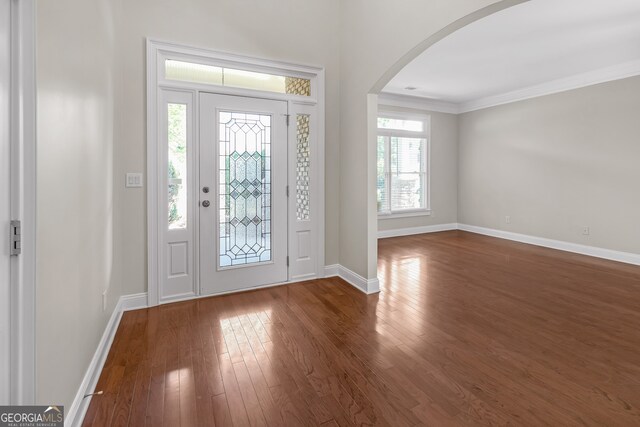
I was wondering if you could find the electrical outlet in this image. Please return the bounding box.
[102,290,108,312]
[505,216,511,224]
[582,226,590,236]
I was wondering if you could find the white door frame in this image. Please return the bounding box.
[7,0,37,404]
[147,39,326,306]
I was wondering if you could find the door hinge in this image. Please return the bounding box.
[286,256,289,267]
[285,114,290,126]
[286,185,290,197]
[10,220,21,256]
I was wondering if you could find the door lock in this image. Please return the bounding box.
[202,200,211,208]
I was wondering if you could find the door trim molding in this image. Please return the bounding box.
[9,0,36,404]
[147,39,326,306]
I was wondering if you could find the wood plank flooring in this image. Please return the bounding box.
[82,230,640,426]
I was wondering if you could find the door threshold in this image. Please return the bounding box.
[158,274,320,306]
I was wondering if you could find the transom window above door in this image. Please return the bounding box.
[377,112,431,218]
[164,59,312,97]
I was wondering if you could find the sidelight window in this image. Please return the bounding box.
[168,103,188,229]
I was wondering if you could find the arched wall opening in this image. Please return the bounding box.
[360,0,529,287]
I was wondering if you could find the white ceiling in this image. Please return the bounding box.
[383,0,640,111]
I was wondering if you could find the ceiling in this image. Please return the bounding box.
[382,0,640,112]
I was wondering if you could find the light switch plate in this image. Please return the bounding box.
[126,173,143,188]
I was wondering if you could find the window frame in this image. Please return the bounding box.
[377,110,431,219]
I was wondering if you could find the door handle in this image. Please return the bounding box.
[202,200,210,208]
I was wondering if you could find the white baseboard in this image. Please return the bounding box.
[458,224,640,266]
[324,264,380,294]
[119,292,148,311]
[66,264,380,426]
[323,264,340,278]
[378,222,458,239]
[66,294,148,427]
[158,274,325,305]
[67,222,637,426]
[376,222,640,266]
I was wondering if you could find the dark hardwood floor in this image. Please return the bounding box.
[82,230,640,426]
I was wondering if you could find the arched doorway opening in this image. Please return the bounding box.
[368,0,640,291]
[363,0,529,287]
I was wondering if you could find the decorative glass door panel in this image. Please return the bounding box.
[218,111,272,267]
[200,94,287,295]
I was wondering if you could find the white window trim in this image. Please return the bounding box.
[147,39,326,306]
[377,111,431,219]
[378,208,432,220]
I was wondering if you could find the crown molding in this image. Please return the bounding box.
[381,60,640,115]
[458,60,640,113]
[378,92,460,114]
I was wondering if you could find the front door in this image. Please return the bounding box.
[199,94,288,295]
[0,0,11,404]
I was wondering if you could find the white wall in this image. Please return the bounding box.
[115,0,342,295]
[458,76,640,253]
[36,0,121,409]
[377,107,458,232]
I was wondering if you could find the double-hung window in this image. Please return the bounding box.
[377,113,430,217]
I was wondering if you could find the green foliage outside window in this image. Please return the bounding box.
[168,103,187,228]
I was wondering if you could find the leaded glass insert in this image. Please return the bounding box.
[219,111,272,267]
[285,77,312,97]
[296,114,311,220]
[168,103,187,229]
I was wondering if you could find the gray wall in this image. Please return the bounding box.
[113,0,342,296]
[36,0,343,410]
[37,0,120,409]
[33,0,538,409]
[339,0,507,278]
[377,108,458,232]
[458,76,640,253]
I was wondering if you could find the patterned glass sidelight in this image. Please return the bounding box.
[218,111,272,267]
[296,114,311,220]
